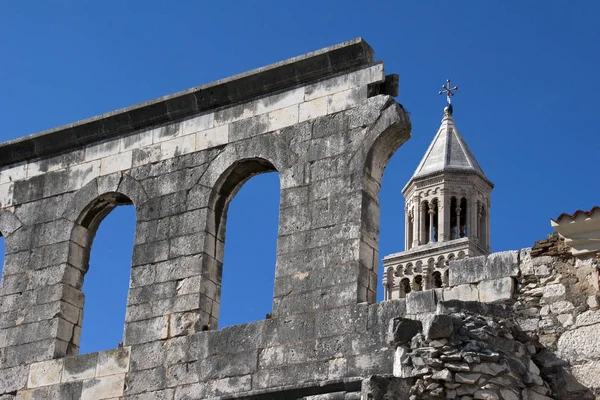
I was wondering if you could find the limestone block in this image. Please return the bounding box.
[121,130,154,152]
[196,124,229,151]
[549,300,574,314]
[180,112,214,136]
[587,295,600,309]
[86,139,121,162]
[557,324,600,362]
[256,87,304,115]
[268,104,299,132]
[305,74,349,102]
[0,181,15,207]
[485,251,519,280]
[542,283,566,299]
[519,248,534,275]
[27,359,63,388]
[0,161,27,184]
[62,352,98,382]
[0,365,29,394]
[406,290,437,314]
[207,375,252,397]
[96,347,131,377]
[442,284,480,302]
[327,87,367,114]
[557,314,574,327]
[81,373,125,400]
[448,256,486,286]
[575,309,600,327]
[160,134,195,160]
[100,151,132,175]
[299,96,329,122]
[478,277,514,303]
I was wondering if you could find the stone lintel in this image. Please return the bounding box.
[0,38,375,167]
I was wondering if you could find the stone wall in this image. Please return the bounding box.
[0,39,415,399]
[0,36,597,399]
[361,236,600,400]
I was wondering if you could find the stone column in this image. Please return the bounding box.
[428,206,435,243]
[438,192,447,242]
[455,205,462,238]
[420,200,428,245]
[412,199,420,248]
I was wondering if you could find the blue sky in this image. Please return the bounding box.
[0,1,598,353]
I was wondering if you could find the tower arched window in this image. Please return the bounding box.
[432,271,443,288]
[400,278,411,297]
[459,198,468,238]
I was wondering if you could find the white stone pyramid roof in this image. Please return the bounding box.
[405,109,491,188]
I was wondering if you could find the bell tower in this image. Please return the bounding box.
[383,80,493,299]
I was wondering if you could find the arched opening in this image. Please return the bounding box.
[421,200,429,244]
[69,192,135,355]
[459,198,468,238]
[203,158,279,329]
[450,197,458,239]
[412,275,423,292]
[415,261,423,274]
[431,199,439,242]
[400,278,411,297]
[443,269,449,286]
[219,172,280,328]
[432,271,443,288]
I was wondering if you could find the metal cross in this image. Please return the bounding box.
[439,79,458,105]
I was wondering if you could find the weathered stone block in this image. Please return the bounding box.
[406,289,437,314]
[62,352,97,382]
[27,359,63,388]
[443,284,479,302]
[80,374,125,400]
[478,277,515,303]
[96,347,130,377]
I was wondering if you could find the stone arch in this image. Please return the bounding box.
[64,188,138,355]
[201,157,279,329]
[62,174,148,224]
[432,271,443,288]
[412,275,423,291]
[348,97,410,303]
[395,264,403,277]
[400,277,411,298]
[415,261,423,274]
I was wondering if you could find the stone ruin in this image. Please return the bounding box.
[0,38,598,399]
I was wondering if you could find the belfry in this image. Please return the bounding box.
[382,80,494,299]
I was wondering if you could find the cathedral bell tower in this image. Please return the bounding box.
[383,80,493,300]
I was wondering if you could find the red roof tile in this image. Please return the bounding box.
[552,206,600,223]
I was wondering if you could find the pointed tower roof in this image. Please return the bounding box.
[404,107,492,192]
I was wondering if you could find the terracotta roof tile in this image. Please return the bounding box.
[552,206,600,223]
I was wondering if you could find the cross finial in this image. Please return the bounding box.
[439,79,458,115]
